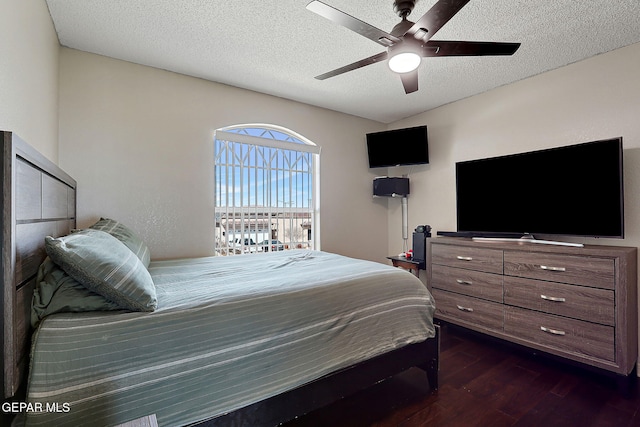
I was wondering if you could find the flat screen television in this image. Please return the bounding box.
[366,125,429,168]
[455,137,624,239]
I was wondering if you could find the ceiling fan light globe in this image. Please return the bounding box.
[388,52,421,73]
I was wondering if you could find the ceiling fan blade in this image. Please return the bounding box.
[399,70,419,94]
[315,51,388,80]
[422,40,521,56]
[406,0,471,40]
[306,1,401,48]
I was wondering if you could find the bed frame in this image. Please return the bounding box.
[1,131,77,400]
[1,130,439,424]
[197,332,439,426]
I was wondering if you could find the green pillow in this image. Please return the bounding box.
[31,257,122,328]
[45,229,157,312]
[89,217,151,268]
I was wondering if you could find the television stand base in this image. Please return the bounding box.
[436,231,522,238]
[472,234,584,248]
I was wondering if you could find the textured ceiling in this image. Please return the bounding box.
[45,0,640,123]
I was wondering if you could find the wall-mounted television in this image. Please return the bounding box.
[366,125,429,168]
[455,137,624,239]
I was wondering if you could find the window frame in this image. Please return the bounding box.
[213,124,321,255]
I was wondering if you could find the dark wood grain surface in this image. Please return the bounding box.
[284,323,640,427]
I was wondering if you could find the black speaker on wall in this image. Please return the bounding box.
[373,177,410,197]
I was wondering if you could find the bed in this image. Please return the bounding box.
[1,131,438,426]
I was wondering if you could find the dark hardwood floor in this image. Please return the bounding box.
[286,323,640,427]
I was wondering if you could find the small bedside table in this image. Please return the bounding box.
[387,256,422,277]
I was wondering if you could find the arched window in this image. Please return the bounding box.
[214,124,320,255]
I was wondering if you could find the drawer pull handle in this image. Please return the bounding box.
[457,256,473,261]
[540,294,566,302]
[456,305,474,312]
[456,279,473,285]
[540,326,566,336]
[539,265,566,272]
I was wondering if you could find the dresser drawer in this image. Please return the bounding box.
[504,251,615,289]
[432,265,503,302]
[432,244,503,274]
[432,289,503,332]
[504,306,614,362]
[504,277,614,326]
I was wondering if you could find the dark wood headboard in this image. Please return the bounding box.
[1,131,77,399]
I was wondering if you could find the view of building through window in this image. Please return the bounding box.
[214,125,319,255]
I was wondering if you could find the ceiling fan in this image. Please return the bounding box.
[306,0,521,94]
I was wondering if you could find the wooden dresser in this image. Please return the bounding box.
[427,237,638,375]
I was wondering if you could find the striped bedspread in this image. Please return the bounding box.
[24,250,435,426]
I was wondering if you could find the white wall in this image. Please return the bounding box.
[0,0,59,161]
[58,48,388,261]
[387,42,640,257]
